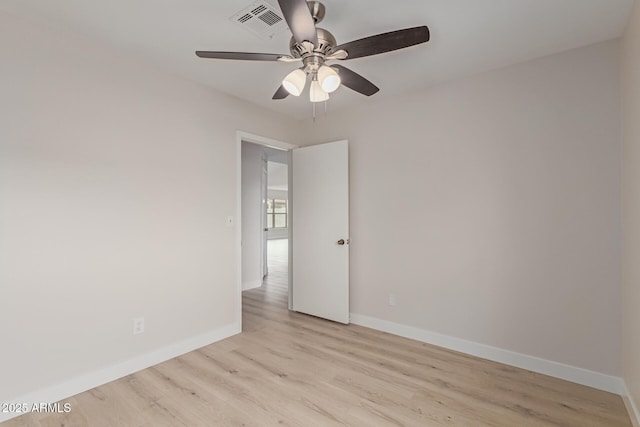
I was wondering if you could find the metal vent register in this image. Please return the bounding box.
[230,1,289,40]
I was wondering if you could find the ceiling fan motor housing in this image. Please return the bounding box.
[289,27,336,72]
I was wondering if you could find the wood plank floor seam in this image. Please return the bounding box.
[2,239,632,426]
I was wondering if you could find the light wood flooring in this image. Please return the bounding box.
[2,239,632,426]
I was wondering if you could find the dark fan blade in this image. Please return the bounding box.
[332,65,379,96]
[333,26,430,60]
[195,51,286,61]
[272,85,290,100]
[278,0,318,46]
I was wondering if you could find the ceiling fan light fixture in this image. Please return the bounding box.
[318,65,341,93]
[196,2,431,106]
[310,80,329,103]
[282,69,306,96]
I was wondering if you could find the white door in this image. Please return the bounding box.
[292,140,349,324]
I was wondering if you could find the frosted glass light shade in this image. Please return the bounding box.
[309,80,329,102]
[318,65,341,93]
[282,69,306,96]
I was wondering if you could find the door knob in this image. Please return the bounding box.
[337,239,345,245]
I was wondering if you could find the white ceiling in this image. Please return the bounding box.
[2,0,634,120]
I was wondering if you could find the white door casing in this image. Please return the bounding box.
[261,156,268,279]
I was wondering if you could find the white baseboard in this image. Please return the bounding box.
[242,280,262,291]
[349,313,623,395]
[0,322,240,423]
[623,382,640,427]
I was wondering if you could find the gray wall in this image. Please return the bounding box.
[621,0,640,419]
[242,142,265,290]
[304,41,622,376]
[1,6,635,419]
[0,11,298,406]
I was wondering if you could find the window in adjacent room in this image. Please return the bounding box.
[266,199,287,228]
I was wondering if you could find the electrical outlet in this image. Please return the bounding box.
[133,317,145,335]
[388,293,397,307]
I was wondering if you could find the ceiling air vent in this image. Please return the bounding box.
[230,1,289,40]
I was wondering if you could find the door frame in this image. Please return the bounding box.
[261,155,268,280]
[236,131,298,329]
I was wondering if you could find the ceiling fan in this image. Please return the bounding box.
[196,0,430,102]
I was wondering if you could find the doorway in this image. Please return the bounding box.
[237,132,351,328]
[237,132,296,329]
